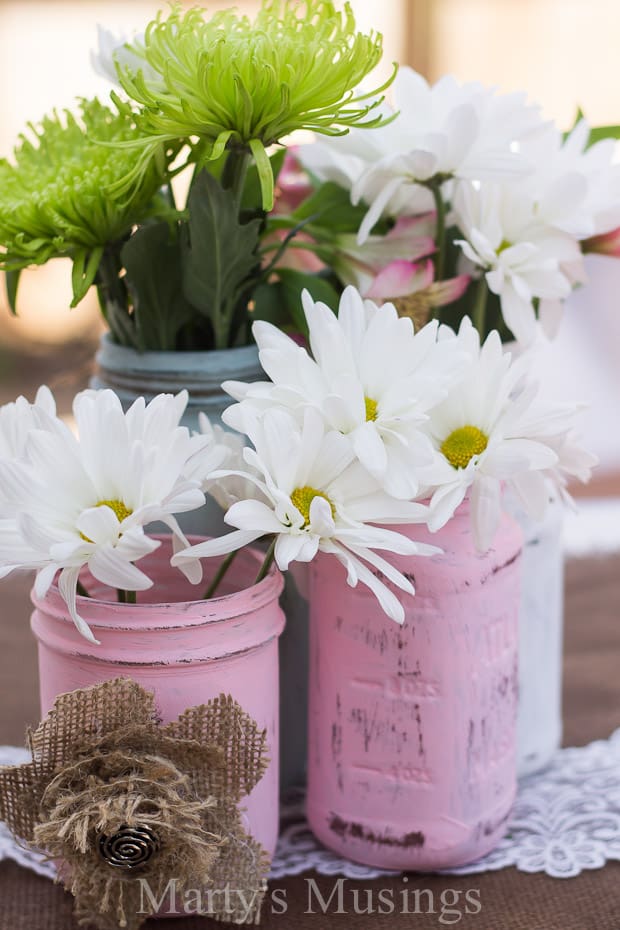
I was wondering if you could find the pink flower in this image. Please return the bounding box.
[264,149,324,274]
[582,226,620,258]
[367,258,470,311]
[273,149,314,214]
[332,214,437,294]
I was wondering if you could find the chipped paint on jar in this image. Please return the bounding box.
[30,536,285,858]
[306,501,523,871]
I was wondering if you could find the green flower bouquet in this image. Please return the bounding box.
[0,0,393,351]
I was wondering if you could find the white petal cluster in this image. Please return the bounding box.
[0,389,210,642]
[453,181,582,345]
[299,66,620,346]
[224,286,465,499]
[419,319,597,550]
[192,412,266,511]
[0,289,595,631]
[90,25,158,88]
[300,67,544,243]
[174,406,437,624]
[176,286,467,623]
[182,289,594,620]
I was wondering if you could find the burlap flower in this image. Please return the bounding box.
[0,678,271,929]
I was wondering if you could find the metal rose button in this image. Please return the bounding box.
[98,824,160,870]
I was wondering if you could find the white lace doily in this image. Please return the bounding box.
[2,731,620,882]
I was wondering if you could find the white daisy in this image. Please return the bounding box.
[0,389,209,642]
[453,180,581,345]
[503,397,598,515]
[300,67,545,243]
[420,318,574,551]
[224,286,465,500]
[173,407,438,624]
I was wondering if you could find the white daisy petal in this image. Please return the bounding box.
[351,422,388,479]
[172,530,264,563]
[225,499,284,533]
[58,566,100,645]
[275,533,317,571]
[89,546,154,592]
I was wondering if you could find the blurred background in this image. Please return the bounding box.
[0,0,618,489]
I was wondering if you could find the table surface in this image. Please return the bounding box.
[1,554,619,930]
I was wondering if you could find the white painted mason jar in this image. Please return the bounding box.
[505,492,565,776]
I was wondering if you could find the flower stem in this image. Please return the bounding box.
[117,589,137,605]
[472,274,489,338]
[76,580,90,599]
[212,147,253,350]
[203,549,239,600]
[96,246,134,347]
[430,182,447,282]
[167,179,176,210]
[222,147,251,213]
[253,538,276,586]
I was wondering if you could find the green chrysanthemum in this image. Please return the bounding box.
[115,0,393,209]
[0,98,167,306]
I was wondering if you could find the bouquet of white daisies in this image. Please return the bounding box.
[0,289,595,640]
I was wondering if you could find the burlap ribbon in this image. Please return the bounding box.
[0,678,271,929]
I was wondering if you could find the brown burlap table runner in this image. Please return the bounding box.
[1,554,619,929]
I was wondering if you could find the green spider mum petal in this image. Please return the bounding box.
[116,0,395,209]
[0,98,168,303]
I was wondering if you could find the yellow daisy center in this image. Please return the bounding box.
[290,486,335,527]
[97,499,133,522]
[365,396,379,421]
[441,425,489,469]
[80,499,133,543]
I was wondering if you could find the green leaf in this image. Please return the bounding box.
[210,129,234,161]
[248,138,275,211]
[291,181,370,234]
[70,246,103,307]
[250,281,291,329]
[587,124,620,146]
[5,269,21,314]
[564,108,620,147]
[181,169,262,349]
[121,222,197,351]
[242,147,286,214]
[571,106,585,130]
[268,268,341,336]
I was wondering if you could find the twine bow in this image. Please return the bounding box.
[0,678,271,929]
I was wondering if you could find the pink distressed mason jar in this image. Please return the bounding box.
[30,536,285,858]
[306,502,523,870]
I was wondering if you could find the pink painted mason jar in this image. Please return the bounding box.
[30,536,285,858]
[306,502,523,870]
